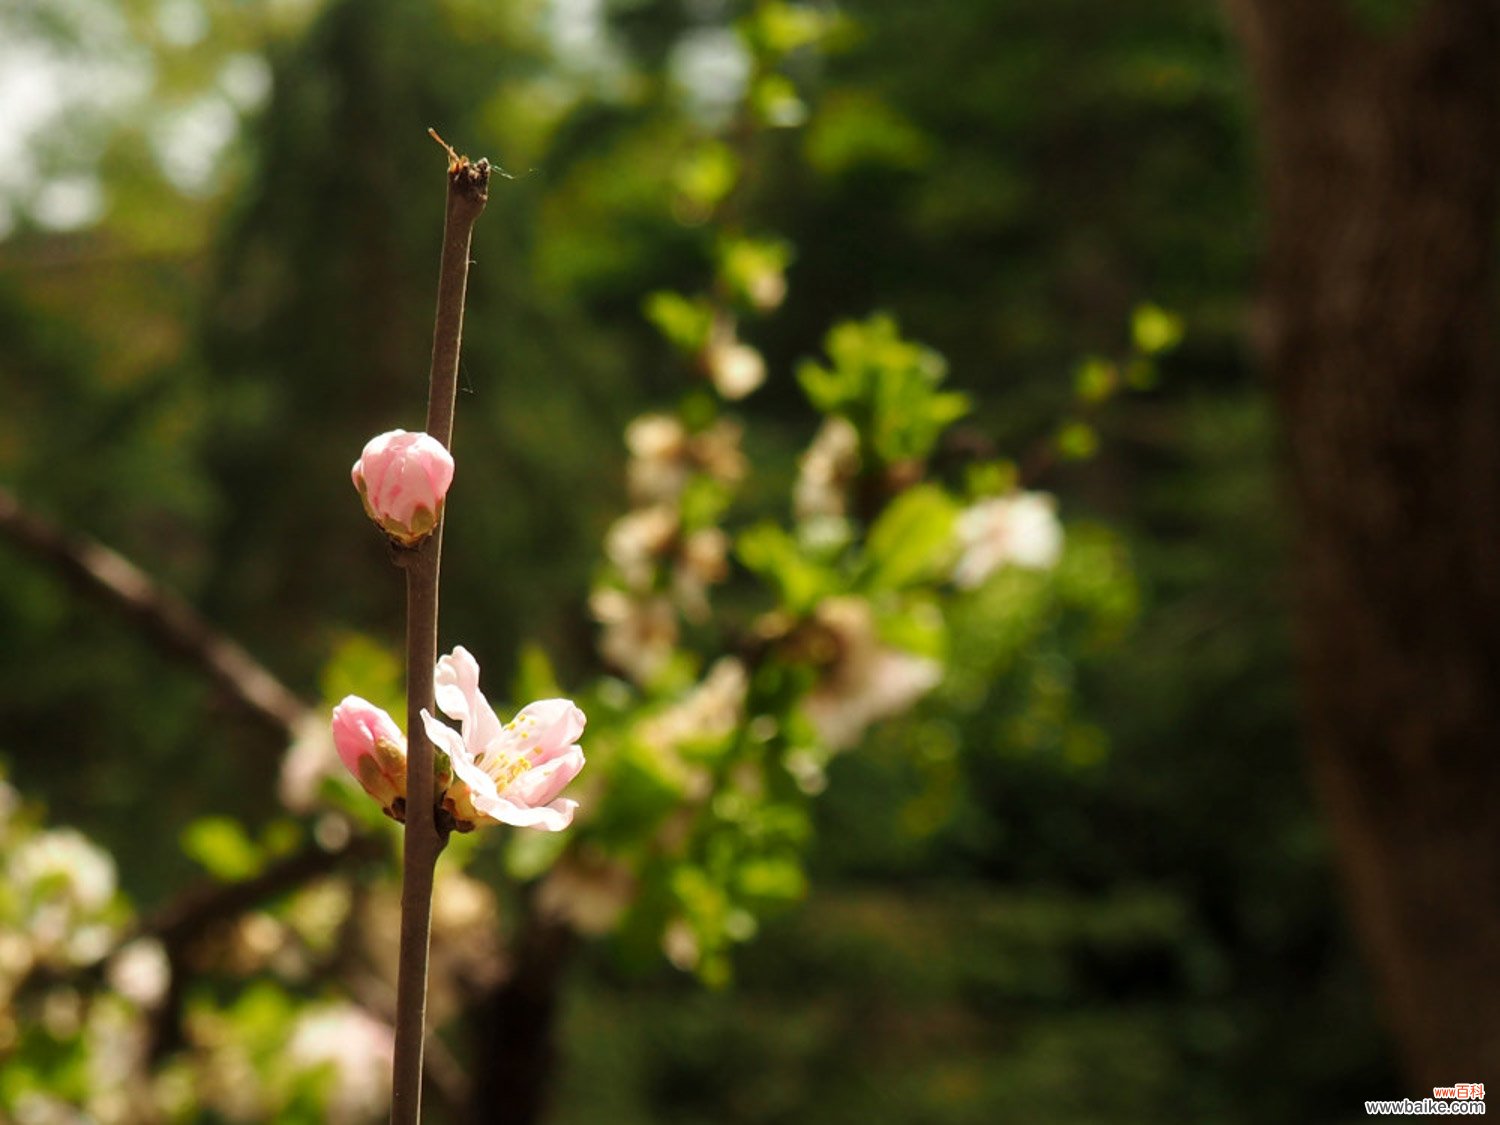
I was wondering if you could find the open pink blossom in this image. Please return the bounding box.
[420,646,586,832]
[351,430,455,547]
[331,696,409,820]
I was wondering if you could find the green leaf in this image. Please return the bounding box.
[796,358,852,413]
[1131,304,1184,356]
[1074,356,1118,404]
[679,474,732,530]
[803,315,964,464]
[319,633,402,718]
[752,74,807,129]
[644,291,714,353]
[1055,420,1100,461]
[966,459,1018,499]
[746,1,835,55]
[181,816,263,881]
[926,389,972,434]
[259,818,302,860]
[672,142,740,211]
[717,235,793,310]
[860,485,958,591]
[877,598,948,660]
[590,735,692,847]
[736,856,808,903]
[805,91,933,177]
[737,523,833,613]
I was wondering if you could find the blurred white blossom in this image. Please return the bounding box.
[626,415,747,504]
[107,939,170,1009]
[592,590,679,685]
[795,417,860,521]
[538,852,636,935]
[802,598,943,750]
[637,657,748,751]
[952,491,1063,588]
[605,504,678,590]
[704,319,766,400]
[287,1005,394,1124]
[673,526,730,622]
[8,828,119,964]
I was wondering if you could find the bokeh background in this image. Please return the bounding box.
[3,0,1496,1121]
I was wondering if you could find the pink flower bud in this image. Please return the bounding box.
[331,696,409,821]
[351,430,455,547]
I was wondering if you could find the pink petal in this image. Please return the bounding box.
[423,708,501,806]
[510,699,586,760]
[421,708,470,763]
[507,747,586,807]
[331,696,404,773]
[435,646,503,752]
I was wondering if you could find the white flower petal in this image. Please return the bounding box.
[436,646,504,751]
[420,709,471,767]
[471,792,578,832]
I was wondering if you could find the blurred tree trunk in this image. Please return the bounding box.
[471,901,575,1125]
[1229,0,1500,1082]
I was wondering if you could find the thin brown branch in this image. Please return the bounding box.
[347,970,474,1124]
[0,484,310,738]
[390,140,490,1125]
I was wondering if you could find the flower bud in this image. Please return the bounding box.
[331,696,409,821]
[705,337,766,400]
[351,430,455,547]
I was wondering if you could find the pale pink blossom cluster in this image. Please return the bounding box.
[625,415,746,505]
[628,656,750,800]
[635,656,748,752]
[591,589,679,685]
[593,413,747,683]
[341,428,586,827]
[331,648,586,833]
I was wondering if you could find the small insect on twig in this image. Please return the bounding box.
[428,126,524,181]
[428,127,465,173]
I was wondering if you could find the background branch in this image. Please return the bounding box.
[144,830,381,1060]
[0,484,311,739]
